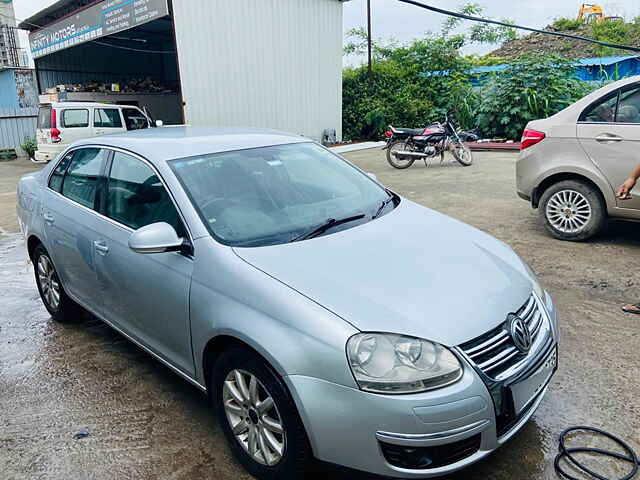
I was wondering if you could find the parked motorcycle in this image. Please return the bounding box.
[382,117,474,169]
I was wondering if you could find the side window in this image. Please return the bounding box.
[616,86,640,124]
[579,91,619,123]
[94,108,123,128]
[48,151,74,192]
[61,148,108,209]
[106,152,184,235]
[62,109,89,128]
[122,108,149,131]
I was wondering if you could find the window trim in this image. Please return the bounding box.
[46,144,194,245]
[61,108,90,128]
[94,107,124,129]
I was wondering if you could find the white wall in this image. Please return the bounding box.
[172,0,343,141]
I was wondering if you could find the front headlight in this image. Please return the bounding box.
[346,333,463,394]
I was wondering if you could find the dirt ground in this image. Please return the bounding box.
[1,151,639,480]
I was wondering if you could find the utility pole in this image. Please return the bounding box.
[367,0,372,76]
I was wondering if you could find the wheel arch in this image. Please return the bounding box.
[533,171,609,209]
[27,234,43,261]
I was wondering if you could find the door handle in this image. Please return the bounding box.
[43,212,55,224]
[93,241,109,255]
[595,134,623,143]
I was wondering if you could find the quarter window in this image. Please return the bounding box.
[94,108,123,128]
[106,152,184,234]
[61,148,108,209]
[48,151,74,192]
[62,109,89,128]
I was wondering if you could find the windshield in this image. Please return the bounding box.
[170,142,395,247]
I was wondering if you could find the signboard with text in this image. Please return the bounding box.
[29,0,169,59]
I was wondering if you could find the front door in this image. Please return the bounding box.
[94,150,195,375]
[577,83,640,209]
[42,148,109,310]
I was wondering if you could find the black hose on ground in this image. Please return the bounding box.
[555,426,639,480]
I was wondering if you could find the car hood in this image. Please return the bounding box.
[233,200,534,347]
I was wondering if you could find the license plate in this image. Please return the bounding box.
[511,348,557,414]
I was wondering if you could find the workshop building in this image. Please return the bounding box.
[20,0,347,140]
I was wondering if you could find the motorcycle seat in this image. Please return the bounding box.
[392,127,423,135]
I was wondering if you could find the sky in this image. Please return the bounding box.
[10,0,640,65]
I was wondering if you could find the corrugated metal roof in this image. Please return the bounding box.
[574,55,639,66]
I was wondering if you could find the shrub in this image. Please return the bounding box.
[552,18,584,31]
[20,136,37,159]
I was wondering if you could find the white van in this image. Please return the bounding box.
[34,102,161,163]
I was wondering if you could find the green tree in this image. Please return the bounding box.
[475,54,595,140]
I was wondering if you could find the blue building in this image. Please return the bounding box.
[0,67,38,109]
[422,56,640,86]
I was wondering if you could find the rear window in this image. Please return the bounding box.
[38,107,51,129]
[62,109,89,128]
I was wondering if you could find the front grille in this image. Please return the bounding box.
[459,294,544,379]
[380,434,481,470]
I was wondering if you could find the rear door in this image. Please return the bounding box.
[60,108,91,145]
[42,147,110,312]
[93,107,127,136]
[577,83,640,209]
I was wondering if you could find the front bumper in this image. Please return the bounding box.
[285,299,558,478]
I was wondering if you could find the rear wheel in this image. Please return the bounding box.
[212,348,313,479]
[386,141,415,169]
[539,180,606,241]
[32,244,82,322]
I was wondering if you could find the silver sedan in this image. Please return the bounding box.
[17,127,558,478]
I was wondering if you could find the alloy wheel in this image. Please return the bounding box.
[223,369,286,466]
[37,254,60,310]
[546,189,592,233]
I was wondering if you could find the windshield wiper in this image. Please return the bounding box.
[291,214,366,242]
[372,192,395,220]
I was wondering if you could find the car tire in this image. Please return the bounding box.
[33,244,83,322]
[539,180,606,241]
[212,347,313,479]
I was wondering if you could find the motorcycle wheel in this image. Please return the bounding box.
[386,141,416,169]
[451,141,474,166]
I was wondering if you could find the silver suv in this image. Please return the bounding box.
[517,76,640,241]
[18,127,558,478]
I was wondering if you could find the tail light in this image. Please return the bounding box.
[50,109,61,143]
[385,130,393,138]
[520,129,545,150]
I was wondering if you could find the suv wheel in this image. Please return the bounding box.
[212,348,313,479]
[33,244,82,322]
[539,180,606,241]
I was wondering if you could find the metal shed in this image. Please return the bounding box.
[20,0,348,141]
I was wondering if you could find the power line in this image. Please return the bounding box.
[397,0,640,53]
[0,11,174,54]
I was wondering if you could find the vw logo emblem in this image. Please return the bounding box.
[508,314,532,353]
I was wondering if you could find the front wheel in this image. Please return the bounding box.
[539,180,606,241]
[451,141,473,166]
[386,140,416,169]
[212,348,313,479]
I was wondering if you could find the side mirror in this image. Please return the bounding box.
[155,119,164,127]
[129,222,183,254]
[366,172,378,182]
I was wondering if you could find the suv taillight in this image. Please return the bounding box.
[50,109,61,143]
[520,129,545,150]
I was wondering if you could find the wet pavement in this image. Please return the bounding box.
[1,152,639,479]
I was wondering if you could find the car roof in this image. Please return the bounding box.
[42,102,142,108]
[72,126,310,162]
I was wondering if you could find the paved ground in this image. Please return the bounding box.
[1,151,639,479]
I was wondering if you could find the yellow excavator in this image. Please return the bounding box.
[577,4,624,23]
